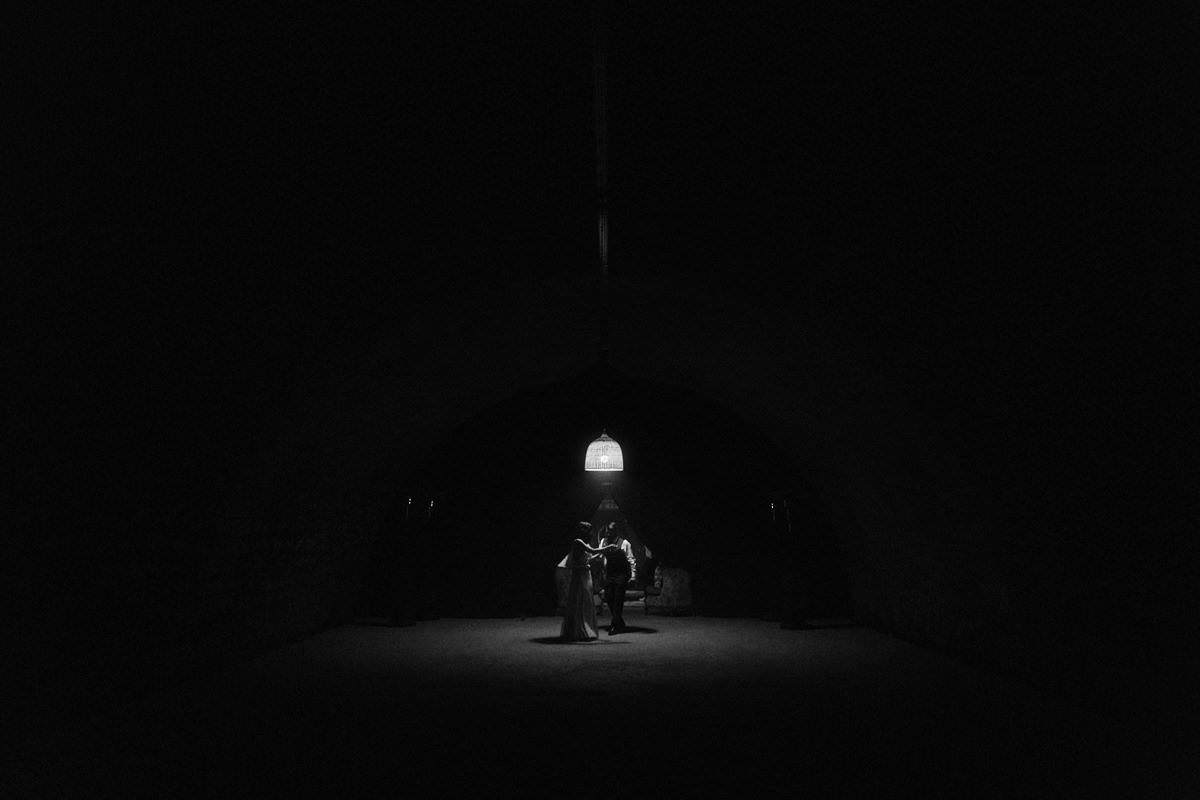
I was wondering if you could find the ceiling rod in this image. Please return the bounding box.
[592,0,610,361]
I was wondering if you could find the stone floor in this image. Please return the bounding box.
[12,617,1195,796]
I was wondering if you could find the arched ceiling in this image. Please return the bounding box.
[249,268,993,625]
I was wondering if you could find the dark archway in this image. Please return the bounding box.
[361,363,847,619]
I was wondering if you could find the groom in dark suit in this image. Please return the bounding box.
[599,522,637,634]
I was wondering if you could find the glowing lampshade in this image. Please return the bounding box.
[584,432,624,472]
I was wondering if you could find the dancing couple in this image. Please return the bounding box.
[560,521,638,642]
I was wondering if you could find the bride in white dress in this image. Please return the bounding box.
[559,526,619,642]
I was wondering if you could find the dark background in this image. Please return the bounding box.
[9,3,1197,717]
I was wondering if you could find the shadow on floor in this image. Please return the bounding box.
[529,636,631,645]
[605,625,657,634]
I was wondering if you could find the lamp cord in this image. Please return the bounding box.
[593,0,610,357]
